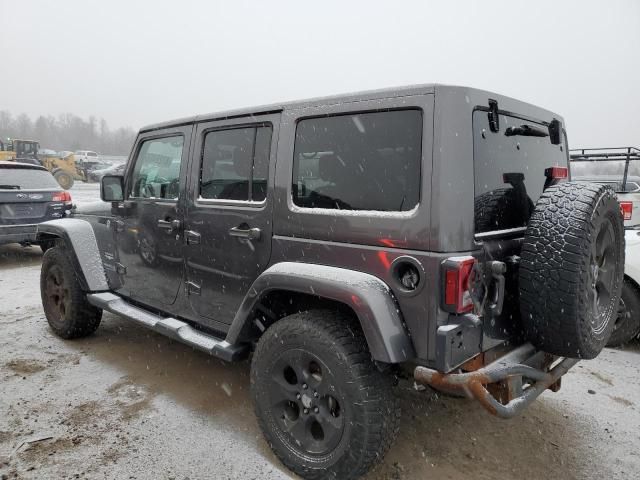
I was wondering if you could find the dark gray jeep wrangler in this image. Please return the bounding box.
[37,85,625,480]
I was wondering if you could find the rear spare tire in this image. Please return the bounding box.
[520,182,624,359]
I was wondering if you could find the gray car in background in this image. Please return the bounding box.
[0,161,72,251]
[88,162,125,182]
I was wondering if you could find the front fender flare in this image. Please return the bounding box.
[226,262,416,363]
[36,219,109,291]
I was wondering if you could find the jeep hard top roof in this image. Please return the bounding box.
[139,84,564,134]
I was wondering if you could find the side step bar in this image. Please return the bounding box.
[87,292,249,362]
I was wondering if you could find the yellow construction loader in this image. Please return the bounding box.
[0,139,85,189]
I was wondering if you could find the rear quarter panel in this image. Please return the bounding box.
[272,92,438,362]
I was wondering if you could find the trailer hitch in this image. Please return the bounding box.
[414,343,578,419]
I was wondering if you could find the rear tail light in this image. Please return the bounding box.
[544,166,569,180]
[543,166,569,191]
[620,201,633,221]
[442,256,477,314]
[52,191,72,203]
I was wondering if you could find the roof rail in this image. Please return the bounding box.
[570,147,640,191]
[569,146,640,161]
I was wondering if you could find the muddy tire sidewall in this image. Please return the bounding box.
[40,246,102,339]
[607,280,640,347]
[250,311,399,480]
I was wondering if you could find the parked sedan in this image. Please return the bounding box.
[0,161,72,252]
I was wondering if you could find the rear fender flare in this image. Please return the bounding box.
[225,262,416,363]
[36,219,109,292]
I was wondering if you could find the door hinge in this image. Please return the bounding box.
[186,281,201,295]
[488,99,500,133]
[115,263,127,275]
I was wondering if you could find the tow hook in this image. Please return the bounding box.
[486,261,506,317]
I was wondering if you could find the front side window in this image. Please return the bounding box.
[200,125,272,202]
[129,135,184,200]
[292,109,422,211]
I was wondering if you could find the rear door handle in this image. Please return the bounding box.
[157,219,181,232]
[229,226,261,240]
[185,230,201,245]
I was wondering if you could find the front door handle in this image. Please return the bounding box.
[157,219,181,232]
[229,225,261,240]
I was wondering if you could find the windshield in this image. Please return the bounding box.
[17,142,39,155]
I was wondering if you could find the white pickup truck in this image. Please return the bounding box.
[572,147,640,345]
[74,150,100,162]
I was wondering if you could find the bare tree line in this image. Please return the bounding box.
[0,111,136,156]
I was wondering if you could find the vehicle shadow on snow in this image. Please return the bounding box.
[616,338,640,353]
[0,244,42,269]
[64,313,594,480]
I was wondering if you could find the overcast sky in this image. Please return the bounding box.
[1,0,638,147]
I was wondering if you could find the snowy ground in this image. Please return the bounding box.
[0,184,639,479]
[68,182,104,207]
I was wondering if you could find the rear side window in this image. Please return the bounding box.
[200,125,272,202]
[129,136,184,200]
[0,168,59,190]
[292,110,422,211]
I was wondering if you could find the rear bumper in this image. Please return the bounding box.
[414,343,578,419]
[0,224,38,245]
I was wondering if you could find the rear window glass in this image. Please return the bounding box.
[0,168,60,189]
[473,111,566,234]
[292,110,422,212]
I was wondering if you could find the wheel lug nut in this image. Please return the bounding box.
[314,407,319,414]
[296,393,301,399]
[313,391,319,398]
[303,408,309,414]
[302,383,308,390]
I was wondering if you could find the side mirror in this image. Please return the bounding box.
[101,175,124,202]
